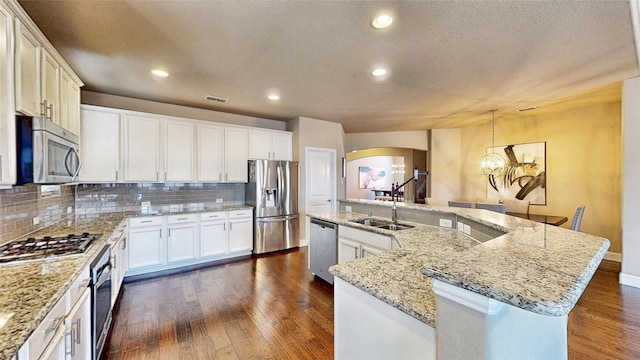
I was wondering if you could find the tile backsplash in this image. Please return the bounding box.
[0,184,75,244]
[0,182,246,245]
[75,183,245,217]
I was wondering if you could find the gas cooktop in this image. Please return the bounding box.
[0,233,102,264]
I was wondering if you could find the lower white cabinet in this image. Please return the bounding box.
[17,272,92,360]
[110,226,127,307]
[126,210,253,277]
[65,288,91,360]
[167,214,198,263]
[128,217,164,270]
[200,212,228,257]
[338,226,392,264]
[229,210,253,253]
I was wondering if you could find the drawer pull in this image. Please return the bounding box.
[140,220,153,223]
[78,279,91,289]
[236,213,245,216]
[177,217,188,220]
[45,316,65,334]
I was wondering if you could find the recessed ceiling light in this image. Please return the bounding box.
[372,68,387,77]
[268,94,280,101]
[371,14,393,29]
[151,69,169,77]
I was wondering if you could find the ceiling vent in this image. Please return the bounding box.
[205,95,230,103]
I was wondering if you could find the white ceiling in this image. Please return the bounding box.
[19,0,640,133]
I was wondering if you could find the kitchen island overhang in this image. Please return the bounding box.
[315,199,610,360]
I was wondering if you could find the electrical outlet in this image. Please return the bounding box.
[141,201,151,207]
[439,219,453,228]
[463,224,471,235]
[67,206,73,215]
[216,199,223,203]
[457,221,464,231]
[33,216,40,225]
[345,206,352,212]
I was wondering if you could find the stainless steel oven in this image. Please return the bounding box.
[91,245,112,360]
[16,116,81,184]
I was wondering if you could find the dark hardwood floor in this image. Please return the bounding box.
[105,248,640,359]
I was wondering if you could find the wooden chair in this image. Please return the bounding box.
[571,205,585,231]
[448,200,474,208]
[476,202,507,214]
[503,198,530,214]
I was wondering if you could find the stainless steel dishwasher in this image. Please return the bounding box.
[309,218,338,284]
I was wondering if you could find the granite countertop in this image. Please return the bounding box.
[315,200,610,327]
[0,205,253,360]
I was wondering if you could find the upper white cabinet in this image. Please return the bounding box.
[224,127,248,182]
[0,5,15,188]
[80,106,120,182]
[40,48,59,124]
[14,19,39,116]
[122,114,162,182]
[11,6,83,134]
[248,129,292,160]
[164,120,195,182]
[197,123,224,182]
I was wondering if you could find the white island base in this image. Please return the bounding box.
[335,278,569,360]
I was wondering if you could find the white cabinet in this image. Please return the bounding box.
[40,48,60,124]
[59,69,80,135]
[123,114,162,182]
[228,210,253,253]
[80,106,121,182]
[200,212,228,257]
[224,127,248,182]
[0,5,15,188]
[164,120,195,182]
[17,290,67,360]
[167,214,198,263]
[65,288,91,360]
[248,129,292,160]
[14,20,39,117]
[111,229,127,307]
[128,216,164,270]
[338,226,393,264]
[197,124,224,182]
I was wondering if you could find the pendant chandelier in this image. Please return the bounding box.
[479,109,506,176]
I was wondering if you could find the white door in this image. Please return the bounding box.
[229,218,253,252]
[164,121,195,182]
[224,127,248,182]
[272,132,292,160]
[128,226,164,269]
[41,49,60,124]
[80,107,120,182]
[306,147,336,214]
[66,288,91,360]
[15,21,40,117]
[248,129,271,159]
[167,224,197,262]
[200,221,228,257]
[123,115,161,182]
[197,124,224,182]
[338,238,360,264]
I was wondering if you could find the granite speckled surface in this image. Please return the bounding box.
[319,199,610,328]
[0,205,252,360]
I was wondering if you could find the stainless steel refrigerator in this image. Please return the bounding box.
[246,160,300,254]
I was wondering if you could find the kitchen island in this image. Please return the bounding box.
[309,199,610,360]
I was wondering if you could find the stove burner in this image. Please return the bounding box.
[0,233,102,264]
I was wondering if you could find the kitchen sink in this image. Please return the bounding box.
[349,218,414,231]
[376,223,415,231]
[349,218,393,227]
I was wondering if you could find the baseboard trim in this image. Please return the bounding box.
[620,272,640,288]
[604,251,622,262]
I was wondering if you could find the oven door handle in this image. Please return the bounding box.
[95,263,112,283]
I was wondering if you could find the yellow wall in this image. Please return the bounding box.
[459,86,622,252]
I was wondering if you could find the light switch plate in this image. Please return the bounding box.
[439,219,453,228]
[463,224,471,235]
[457,221,464,231]
[345,206,352,212]
[67,206,73,215]
[216,199,223,203]
[33,216,40,225]
[141,201,151,207]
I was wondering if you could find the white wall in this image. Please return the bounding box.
[430,128,463,205]
[621,77,640,287]
[345,131,429,152]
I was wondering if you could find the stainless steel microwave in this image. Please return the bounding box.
[16,116,81,184]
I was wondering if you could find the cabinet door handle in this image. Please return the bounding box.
[223,223,226,231]
[122,238,127,249]
[75,317,82,345]
[45,316,65,334]
[48,103,54,121]
[40,99,47,117]
[168,228,171,237]
[354,247,358,259]
[111,254,117,269]
[219,172,222,181]
[116,170,118,181]
[156,172,159,181]
[229,222,233,231]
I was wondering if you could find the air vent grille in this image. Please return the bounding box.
[205,95,230,103]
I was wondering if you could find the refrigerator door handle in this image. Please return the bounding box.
[277,163,284,212]
[257,214,299,223]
